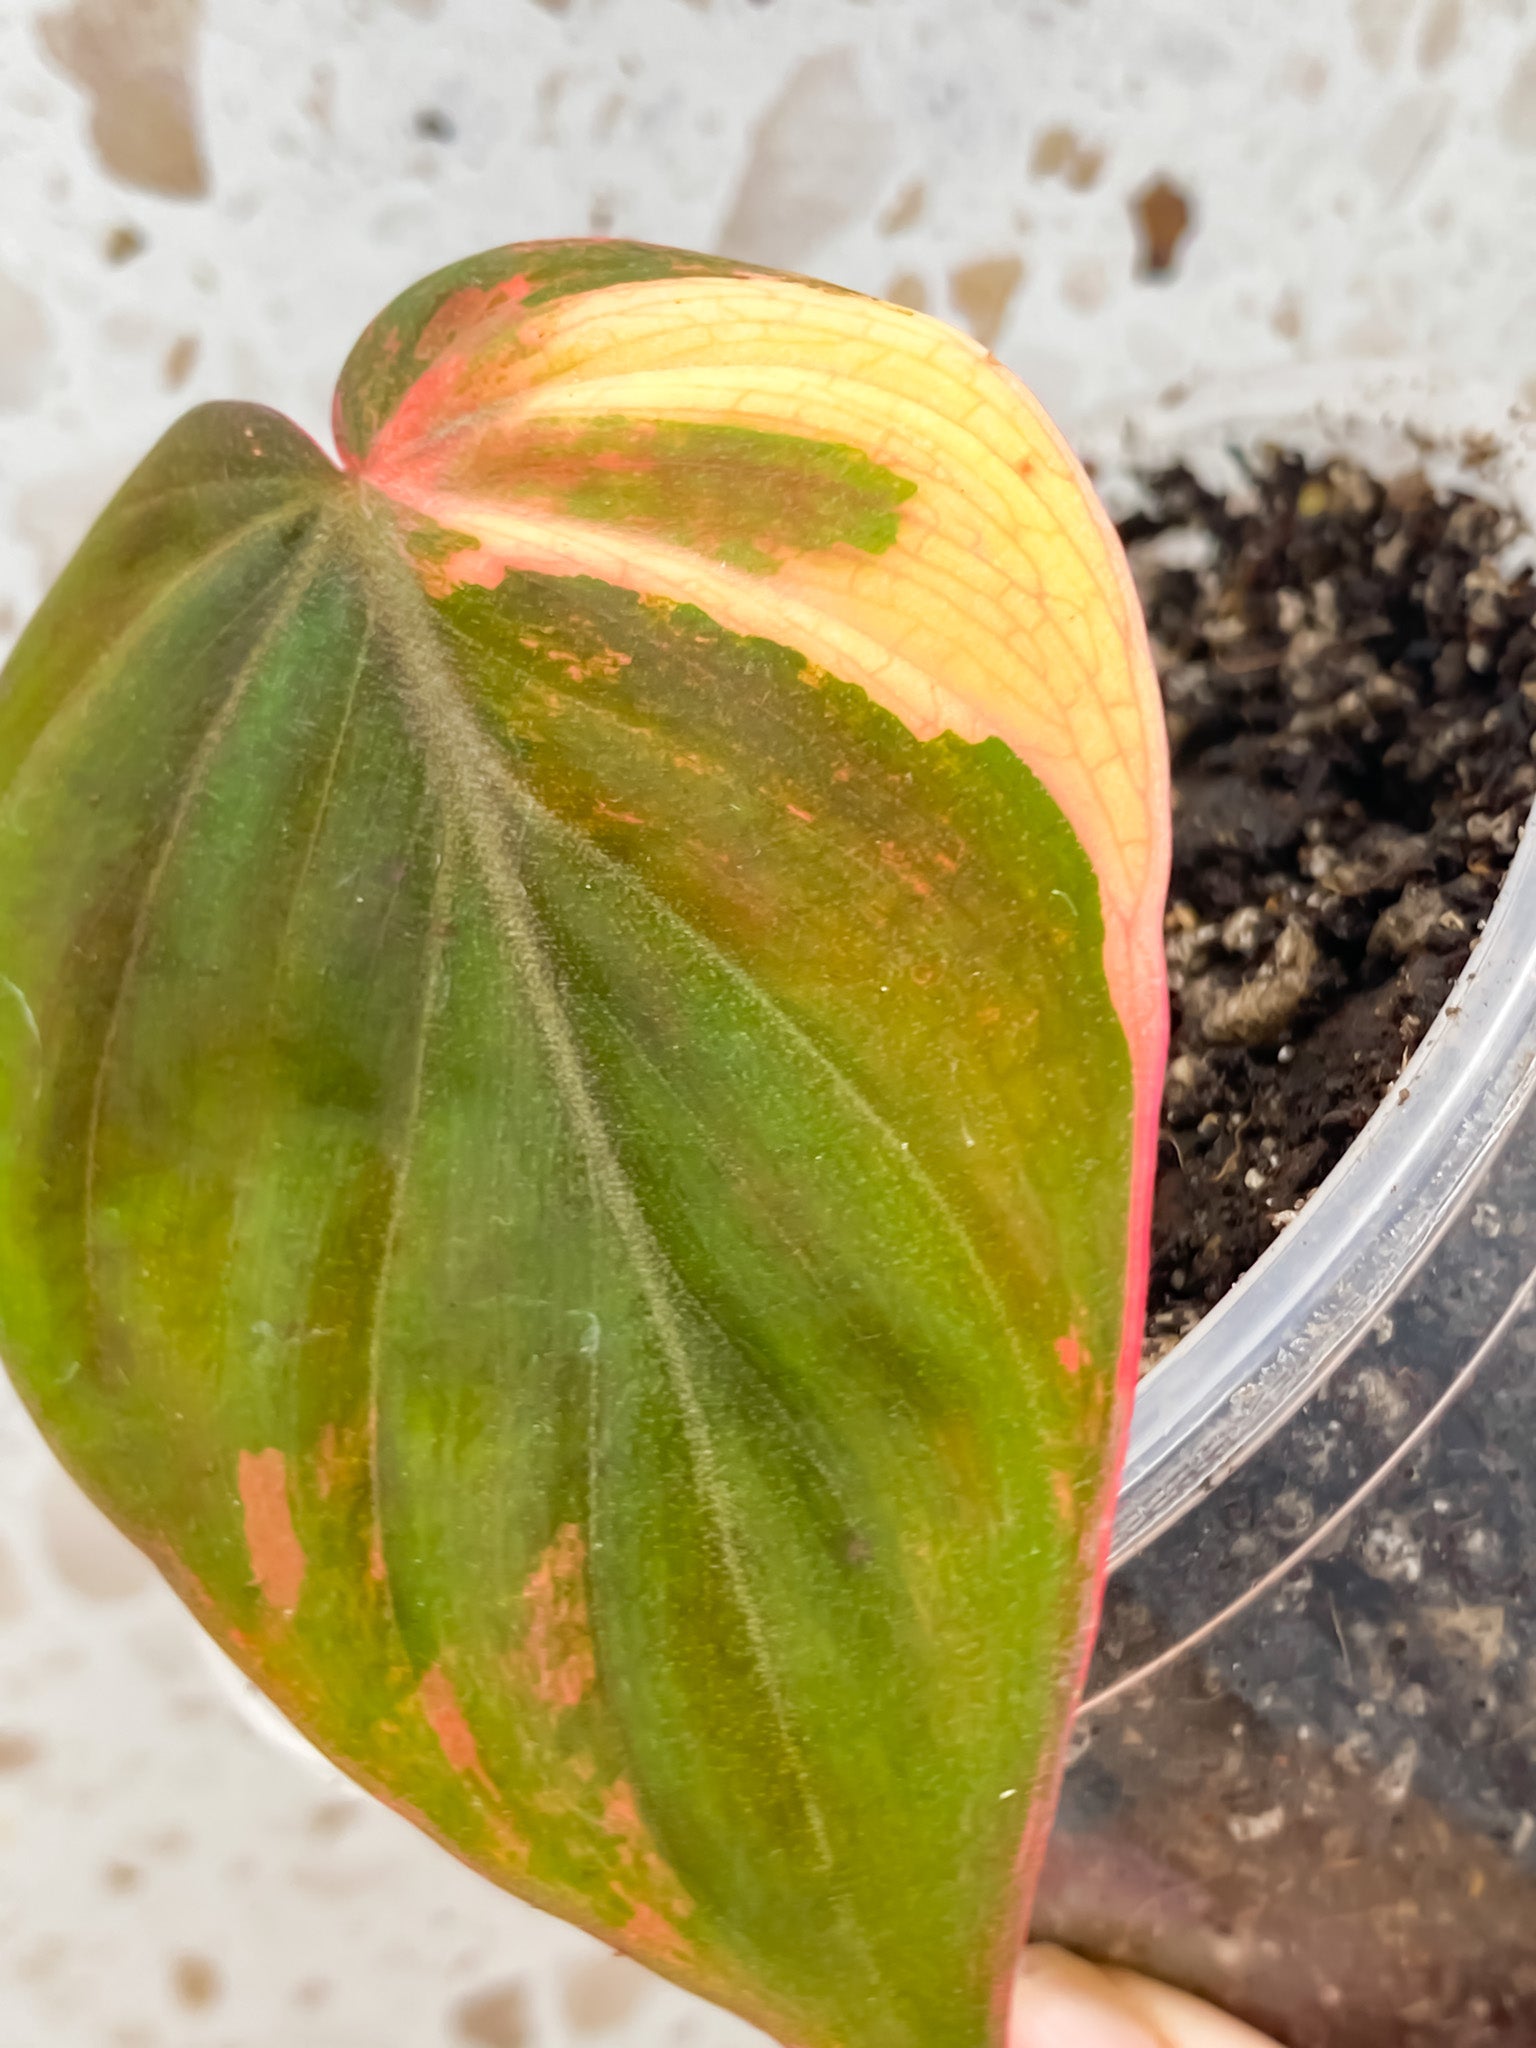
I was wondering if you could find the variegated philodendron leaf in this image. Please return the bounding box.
[0,241,1168,2048]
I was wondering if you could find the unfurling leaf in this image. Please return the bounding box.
[0,242,1168,2048]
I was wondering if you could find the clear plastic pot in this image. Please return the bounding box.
[1111,736,1536,1571]
[1035,380,1536,2046]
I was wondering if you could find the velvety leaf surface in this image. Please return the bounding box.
[0,244,1168,2048]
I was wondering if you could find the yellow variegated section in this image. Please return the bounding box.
[359,274,1168,1133]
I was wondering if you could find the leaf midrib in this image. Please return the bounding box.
[346,490,894,1962]
[425,601,1042,1439]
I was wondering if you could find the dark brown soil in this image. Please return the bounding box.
[1124,456,1536,1368]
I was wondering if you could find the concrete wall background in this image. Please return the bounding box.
[3,1,1536,2041]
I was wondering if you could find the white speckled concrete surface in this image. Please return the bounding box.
[3,1,1536,2041]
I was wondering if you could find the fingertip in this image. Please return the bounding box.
[1010,1946,1163,2048]
[1011,1947,1284,2048]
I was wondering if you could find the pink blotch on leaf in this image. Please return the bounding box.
[1055,1327,1085,1376]
[418,1664,497,1794]
[603,1777,645,1843]
[877,840,934,899]
[358,277,535,476]
[622,1902,692,1968]
[521,1523,596,1715]
[236,1449,306,1615]
[589,446,656,473]
[412,538,507,602]
[412,277,532,365]
[604,1777,694,1929]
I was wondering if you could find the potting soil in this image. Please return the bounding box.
[1126,456,1536,1369]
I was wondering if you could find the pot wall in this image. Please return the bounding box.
[1040,990,1536,2044]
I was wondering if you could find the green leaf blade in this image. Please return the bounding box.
[0,244,1169,2048]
